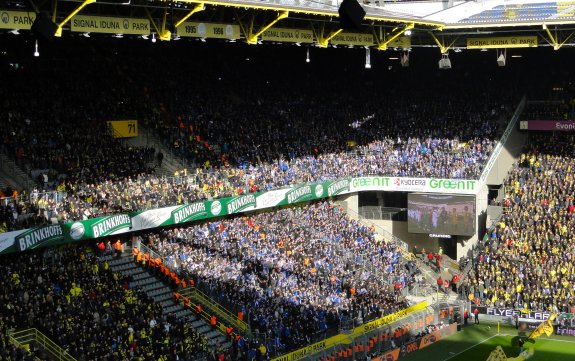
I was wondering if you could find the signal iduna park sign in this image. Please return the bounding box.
[466,36,538,49]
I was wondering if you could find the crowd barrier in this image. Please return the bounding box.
[9,328,77,361]
[271,301,436,361]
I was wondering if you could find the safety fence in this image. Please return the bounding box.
[136,242,251,340]
[271,302,438,361]
[9,328,77,361]
[180,286,252,338]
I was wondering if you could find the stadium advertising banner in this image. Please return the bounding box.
[353,301,428,335]
[552,313,575,336]
[176,22,240,40]
[349,177,478,195]
[0,177,476,253]
[71,15,150,35]
[0,10,36,30]
[273,301,428,361]
[15,225,64,251]
[261,27,314,43]
[472,306,552,322]
[373,323,457,361]
[466,36,538,49]
[331,32,374,46]
[519,120,575,131]
[65,214,133,242]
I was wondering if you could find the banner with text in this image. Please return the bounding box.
[0,10,36,30]
[349,177,478,194]
[261,27,314,43]
[467,36,538,49]
[519,120,575,131]
[71,15,150,35]
[176,22,240,40]
[472,306,552,323]
[63,214,132,242]
[331,32,374,46]
[273,302,428,361]
[352,301,429,335]
[107,120,138,138]
[0,176,480,253]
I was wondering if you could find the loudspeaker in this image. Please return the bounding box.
[497,53,506,67]
[338,0,366,30]
[31,12,58,41]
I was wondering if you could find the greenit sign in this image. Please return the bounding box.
[349,177,478,194]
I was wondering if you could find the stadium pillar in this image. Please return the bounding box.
[245,11,289,45]
[374,23,414,51]
[174,3,205,28]
[317,26,343,48]
[542,24,574,50]
[428,32,459,54]
[54,0,96,37]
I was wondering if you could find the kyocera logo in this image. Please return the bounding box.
[394,178,401,186]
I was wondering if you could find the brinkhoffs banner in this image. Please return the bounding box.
[0,176,478,254]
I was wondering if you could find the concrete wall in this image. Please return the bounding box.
[481,97,528,186]
[335,193,358,216]
[484,125,528,185]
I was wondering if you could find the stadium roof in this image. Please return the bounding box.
[177,0,575,27]
[2,0,575,49]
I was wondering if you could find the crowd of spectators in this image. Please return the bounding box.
[0,246,210,361]
[466,132,575,313]
[140,201,418,357]
[0,39,515,232]
[522,100,575,121]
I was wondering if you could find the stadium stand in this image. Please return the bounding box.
[467,132,575,312]
[140,201,418,357]
[0,246,213,361]
[3,36,575,359]
[0,40,515,233]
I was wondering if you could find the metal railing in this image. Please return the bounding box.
[345,206,409,253]
[180,287,252,339]
[358,206,407,221]
[136,243,252,339]
[9,328,76,361]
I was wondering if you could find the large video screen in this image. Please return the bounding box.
[408,193,476,236]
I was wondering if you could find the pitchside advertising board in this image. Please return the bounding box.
[472,306,552,323]
[0,176,478,254]
[557,314,575,336]
[373,323,458,361]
